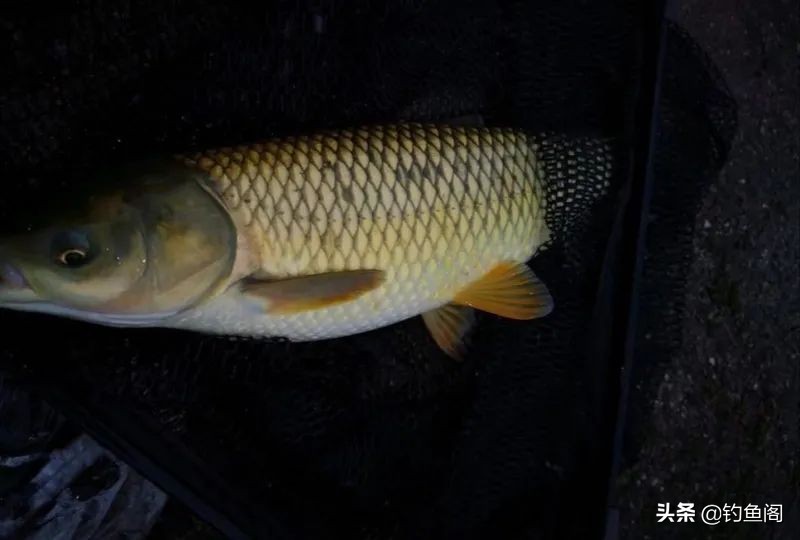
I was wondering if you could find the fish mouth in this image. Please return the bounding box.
[0,302,179,327]
[0,293,180,327]
[0,261,37,303]
[0,260,178,327]
[0,261,28,289]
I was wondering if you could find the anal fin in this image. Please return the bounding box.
[452,261,553,320]
[421,304,476,360]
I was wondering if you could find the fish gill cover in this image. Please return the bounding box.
[0,1,734,539]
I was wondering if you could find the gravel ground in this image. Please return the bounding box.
[616,1,799,539]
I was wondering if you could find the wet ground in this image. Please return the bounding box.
[616,1,799,539]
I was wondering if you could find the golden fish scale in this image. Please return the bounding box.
[179,123,547,311]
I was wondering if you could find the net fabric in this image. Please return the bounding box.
[618,21,737,467]
[1,1,645,539]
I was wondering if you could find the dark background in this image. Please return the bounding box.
[612,1,799,539]
[0,1,644,538]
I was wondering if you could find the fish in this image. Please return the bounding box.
[0,122,554,359]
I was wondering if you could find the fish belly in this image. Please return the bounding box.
[169,123,550,341]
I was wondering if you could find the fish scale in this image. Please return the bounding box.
[169,123,550,342]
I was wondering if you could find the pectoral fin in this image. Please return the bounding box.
[241,269,386,314]
[422,304,476,360]
[452,261,553,320]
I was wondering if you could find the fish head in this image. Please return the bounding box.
[0,161,237,327]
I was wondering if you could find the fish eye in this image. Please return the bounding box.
[51,230,94,269]
[57,248,90,267]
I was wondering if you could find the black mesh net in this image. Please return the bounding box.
[618,20,738,471]
[0,2,736,539]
